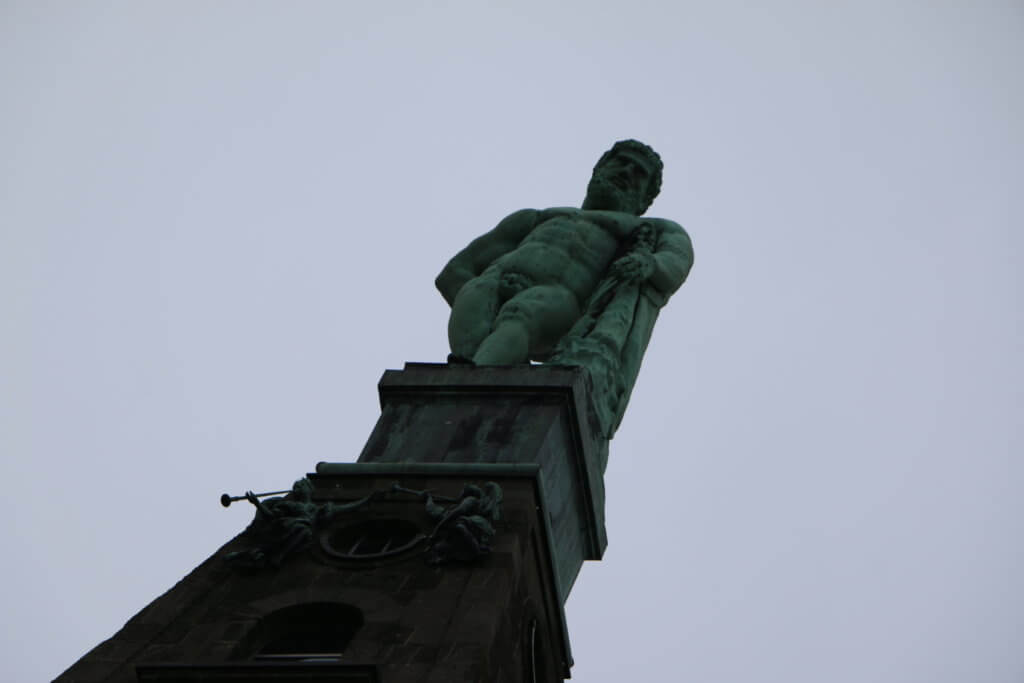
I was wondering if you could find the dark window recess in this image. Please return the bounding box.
[137,663,378,682]
[322,518,422,558]
[234,603,363,662]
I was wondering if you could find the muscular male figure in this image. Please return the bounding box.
[436,140,693,366]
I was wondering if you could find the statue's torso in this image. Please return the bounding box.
[492,208,647,301]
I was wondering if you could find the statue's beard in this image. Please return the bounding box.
[583,176,640,214]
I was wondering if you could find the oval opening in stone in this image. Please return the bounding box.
[322,518,423,559]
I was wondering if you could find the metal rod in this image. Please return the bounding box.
[220,489,292,507]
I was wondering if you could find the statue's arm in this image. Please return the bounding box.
[435,208,540,306]
[648,220,694,296]
[245,491,273,519]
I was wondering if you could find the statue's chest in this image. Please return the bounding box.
[528,216,619,255]
[578,210,643,240]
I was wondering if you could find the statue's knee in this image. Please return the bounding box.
[494,301,530,328]
[498,271,533,301]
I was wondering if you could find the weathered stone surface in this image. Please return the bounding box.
[136,662,379,681]
[354,362,608,595]
[55,464,570,683]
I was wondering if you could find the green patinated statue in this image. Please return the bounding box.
[393,482,504,565]
[226,479,376,569]
[437,140,693,436]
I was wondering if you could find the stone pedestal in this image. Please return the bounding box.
[358,363,608,597]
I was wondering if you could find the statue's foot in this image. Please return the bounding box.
[446,353,475,365]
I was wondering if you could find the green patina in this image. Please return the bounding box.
[437,140,693,436]
[226,478,376,569]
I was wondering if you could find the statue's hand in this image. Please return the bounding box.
[609,251,655,284]
[245,491,259,506]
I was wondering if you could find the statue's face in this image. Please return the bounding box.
[583,150,655,214]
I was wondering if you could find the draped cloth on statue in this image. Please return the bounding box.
[549,220,690,438]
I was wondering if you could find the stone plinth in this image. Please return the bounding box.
[356,363,608,597]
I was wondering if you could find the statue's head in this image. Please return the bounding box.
[290,478,314,502]
[582,139,663,215]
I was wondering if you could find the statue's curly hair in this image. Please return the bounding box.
[594,139,663,212]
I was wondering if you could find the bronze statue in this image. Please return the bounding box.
[393,482,504,564]
[437,140,693,435]
[226,479,375,569]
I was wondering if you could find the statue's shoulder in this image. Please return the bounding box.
[491,208,544,238]
[645,217,692,247]
[536,206,582,220]
[645,216,687,235]
[498,207,542,223]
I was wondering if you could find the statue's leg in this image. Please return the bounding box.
[448,274,501,360]
[473,285,581,365]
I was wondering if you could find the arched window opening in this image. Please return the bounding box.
[238,602,363,663]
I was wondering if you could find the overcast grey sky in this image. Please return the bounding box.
[2,2,1021,681]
